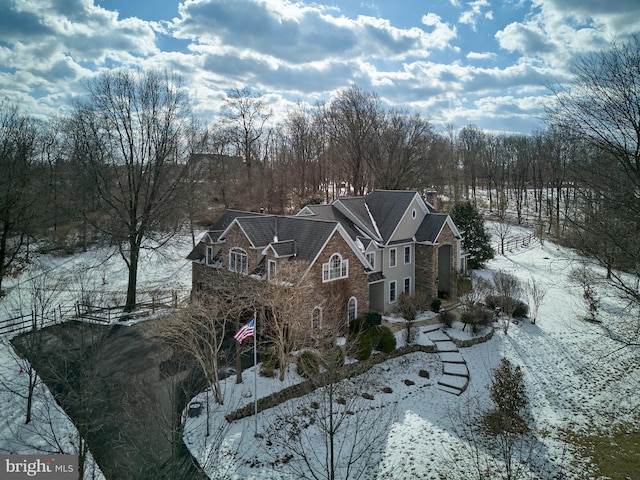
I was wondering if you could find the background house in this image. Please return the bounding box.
[187,190,463,327]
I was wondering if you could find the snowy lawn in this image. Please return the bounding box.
[185,231,640,479]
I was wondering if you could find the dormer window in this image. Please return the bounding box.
[268,259,276,280]
[206,245,216,266]
[322,253,349,282]
[229,247,248,274]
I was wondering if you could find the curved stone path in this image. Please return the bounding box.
[425,325,469,395]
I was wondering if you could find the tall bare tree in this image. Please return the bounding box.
[0,101,39,292]
[221,87,271,185]
[325,86,382,195]
[67,69,203,311]
[548,35,640,345]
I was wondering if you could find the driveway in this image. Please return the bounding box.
[13,319,210,480]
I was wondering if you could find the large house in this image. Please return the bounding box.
[187,190,464,327]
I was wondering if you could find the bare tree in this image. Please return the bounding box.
[265,335,394,480]
[158,297,236,405]
[491,271,523,334]
[547,35,640,344]
[325,85,382,195]
[526,278,547,325]
[0,101,39,292]
[67,68,203,311]
[221,87,271,186]
[262,260,315,381]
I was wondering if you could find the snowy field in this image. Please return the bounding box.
[184,228,640,479]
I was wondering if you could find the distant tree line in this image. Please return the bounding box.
[1,36,638,317]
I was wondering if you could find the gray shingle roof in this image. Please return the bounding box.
[186,210,267,261]
[415,213,448,243]
[364,190,418,243]
[234,216,338,261]
[301,204,362,240]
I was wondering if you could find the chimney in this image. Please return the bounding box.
[425,190,439,211]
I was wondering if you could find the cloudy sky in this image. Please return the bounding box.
[1,0,638,134]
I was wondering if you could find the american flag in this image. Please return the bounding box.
[234,317,255,343]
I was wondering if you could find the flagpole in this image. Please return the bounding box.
[253,309,258,436]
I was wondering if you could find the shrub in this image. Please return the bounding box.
[403,379,415,386]
[259,345,279,377]
[512,300,529,318]
[355,333,373,360]
[375,326,396,354]
[485,295,529,318]
[297,351,320,379]
[418,369,430,378]
[349,312,381,335]
[349,317,364,335]
[460,304,493,333]
[321,345,345,371]
[430,298,442,313]
[398,293,417,321]
[363,311,382,328]
[440,310,455,328]
[490,358,528,421]
[457,276,473,296]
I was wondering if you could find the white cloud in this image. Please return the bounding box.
[466,51,497,61]
[458,0,492,32]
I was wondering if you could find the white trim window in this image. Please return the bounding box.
[404,277,411,295]
[229,247,248,274]
[268,259,276,280]
[348,296,358,321]
[404,245,411,264]
[206,245,216,266]
[389,248,397,268]
[322,253,349,282]
[366,252,375,270]
[389,280,397,303]
[312,306,323,330]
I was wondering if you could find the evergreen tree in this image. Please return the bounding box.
[451,201,494,269]
[490,358,527,420]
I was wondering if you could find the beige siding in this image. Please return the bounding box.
[389,196,427,242]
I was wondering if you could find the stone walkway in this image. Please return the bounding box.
[425,325,470,395]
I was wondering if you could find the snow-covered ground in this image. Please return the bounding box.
[184,229,640,479]
[2,226,639,479]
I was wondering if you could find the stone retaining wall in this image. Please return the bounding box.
[225,343,438,422]
[449,327,494,348]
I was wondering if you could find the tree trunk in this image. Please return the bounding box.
[124,241,139,312]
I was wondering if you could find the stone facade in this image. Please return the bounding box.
[414,221,459,301]
[193,227,369,329]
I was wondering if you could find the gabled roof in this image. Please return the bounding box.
[297,204,363,240]
[186,209,267,261]
[364,190,420,243]
[231,216,338,262]
[211,209,267,235]
[415,213,462,243]
[263,240,296,258]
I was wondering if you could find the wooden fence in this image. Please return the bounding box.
[0,304,76,337]
[75,291,181,323]
[495,233,535,254]
[1,291,185,337]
